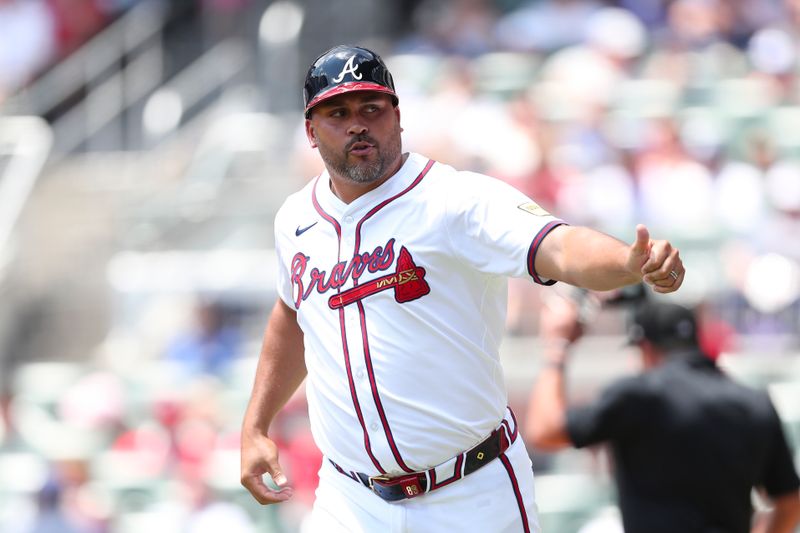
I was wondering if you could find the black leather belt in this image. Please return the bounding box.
[329,418,516,502]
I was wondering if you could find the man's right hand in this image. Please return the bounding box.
[240,431,294,505]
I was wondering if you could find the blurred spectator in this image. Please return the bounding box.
[399,57,480,166]
[725,0,785,48]
[181,477,256,533]
[533,8,645,123]
[0,0,56,99]
[171,378,227,477]
[614,0,667,30]
[164,300,242,378]
[748,27,797,79]
[713,157,768,238]
[584,6,647,65]
[59,371,125,433]
[18,466,102,533]
[495,0,602,52]
[713,130,775,237]
[526,293,800,533]
[664,0,730,49]
[401,0,499,56]
[642,0,753,87]
[501,95,558,207]
[632,118,716,237]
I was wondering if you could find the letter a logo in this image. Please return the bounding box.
[333,55,362,83]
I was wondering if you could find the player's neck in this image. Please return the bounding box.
[329,153,408,204]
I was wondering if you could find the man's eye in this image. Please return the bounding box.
[365,105,379,112]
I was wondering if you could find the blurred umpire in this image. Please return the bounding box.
[526,292,800,533]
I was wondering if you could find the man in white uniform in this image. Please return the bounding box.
[241,45,685,532]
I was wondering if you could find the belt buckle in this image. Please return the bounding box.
[368,474,424,500]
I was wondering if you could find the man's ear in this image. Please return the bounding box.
[395,106,402,132]
[305,119,318,148]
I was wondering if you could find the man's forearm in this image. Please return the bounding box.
[535,224,683,293]
[760,491,800,533]
[525,341,573,450]
[549,226,641,291]
[242,299,307,437]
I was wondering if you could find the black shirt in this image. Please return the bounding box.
[566,350,800,533]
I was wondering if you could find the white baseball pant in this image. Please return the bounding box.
[306,435,541,533]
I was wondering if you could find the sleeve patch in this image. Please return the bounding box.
[518,202,550,217]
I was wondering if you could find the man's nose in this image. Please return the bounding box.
[347,121,368,136]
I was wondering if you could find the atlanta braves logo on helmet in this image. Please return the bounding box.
[332,55,363,83]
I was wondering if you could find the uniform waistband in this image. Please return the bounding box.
[329,406,519,502]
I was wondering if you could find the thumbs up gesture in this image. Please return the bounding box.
[627,225,684,294]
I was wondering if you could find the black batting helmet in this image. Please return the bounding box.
[303,45,398,118]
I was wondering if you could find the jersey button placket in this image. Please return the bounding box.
[341,213,356,266]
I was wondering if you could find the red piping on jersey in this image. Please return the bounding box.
[353,159,435,255]
[338,306,386,474]
[499,453,531,533]
[526,220,565,285]
[312,177,387,475]
[352,158,435,474]
[356,299,414,473]
[502,406,519,442]
[311,177,342,239]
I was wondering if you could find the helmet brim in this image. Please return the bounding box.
[304,82,398,118]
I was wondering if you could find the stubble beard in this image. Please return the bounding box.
[318,126,402,185]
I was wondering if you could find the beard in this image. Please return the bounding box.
[318,125,402,185]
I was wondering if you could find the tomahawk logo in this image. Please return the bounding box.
[328,247,430,309]
[332,55,363,83]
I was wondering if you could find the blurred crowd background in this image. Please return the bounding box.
[1,0,800,531]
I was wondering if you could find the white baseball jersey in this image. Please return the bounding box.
[274,152,564,476]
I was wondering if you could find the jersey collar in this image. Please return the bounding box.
[314,152,428,218]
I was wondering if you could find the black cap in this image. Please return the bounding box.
[303,45,398,118]
[627,301,698,350]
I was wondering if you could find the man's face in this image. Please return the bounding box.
[305,92,402,185]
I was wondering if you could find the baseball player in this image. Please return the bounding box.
[240,45,685,532]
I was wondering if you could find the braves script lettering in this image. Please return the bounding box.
[291,238,396,308]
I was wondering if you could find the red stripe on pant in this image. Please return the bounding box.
[499,453,530,533]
